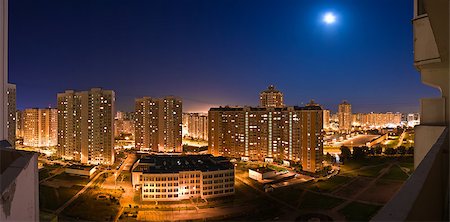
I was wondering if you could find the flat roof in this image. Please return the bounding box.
[209,105,322,112]
[133,154,234,174]
[249,167,275,174]
[67,164,96,170]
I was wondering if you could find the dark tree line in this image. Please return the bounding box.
[339,145,413,161]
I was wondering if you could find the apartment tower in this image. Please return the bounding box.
[183,113,208,141]
[338,100,352,131]
[57,88,115,165]
[23,108,57,147]
[7,83,15,146]
[208,101,323,173]
[259,85,284,108]
[135,96,182,152]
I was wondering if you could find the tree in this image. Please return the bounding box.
[384,147,396,155]
[324,152,333,162]
[407,146,414,155]
[397,146,406,155]
[352,147,367,159]
[340,146,351,160]
[374,146,383,155]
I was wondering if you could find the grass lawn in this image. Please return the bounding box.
[63,187,121,221]
[338,201,382,221]
[340,157,390,173]
[307,176,352,193]
[298,192,344,210]
[381,165,409,181]
[39,185,83,211]
[39,168,52,180]
[52,173,90,186]
[356,164,387,177]
[271,185,304,206]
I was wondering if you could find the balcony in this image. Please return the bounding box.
[413,15,441,66]
[372,128,449,221]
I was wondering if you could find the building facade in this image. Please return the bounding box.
[7,83,15,147]
[22,108,57,147]
[131,155,234,201]
[15,110,23,139]
[182,113,208,141]
[0,147,39,221]
[259,85,284,108]
[208,101,323,172]
[57,88,115,165]
[0,0,8,141]
[135,96,182,152]
[323,109,330,129]
[114,111,135,138]
[352,112,403,128]
[338,100,352,131]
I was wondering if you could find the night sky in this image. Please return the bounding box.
[9,0,438,113]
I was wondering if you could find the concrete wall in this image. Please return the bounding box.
[0,0,8,141]
[0,154,39,221]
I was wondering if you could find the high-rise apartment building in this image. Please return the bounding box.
[259,85,284,108]
[7,83,15,147]
[16,110,23,139]
[22,108,57,147]
[209,101,323,173]
[182,113,208,141]
[300,101,324,172]
[135,96,182,152]
[323,109,330,129]
[338,100,352,131]
[0,0,7,142]
[352,112,403,128]
[57,88,115,165]
[114,111,135,138]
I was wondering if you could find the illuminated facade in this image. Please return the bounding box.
[16,110,23,139]
[407,113,420,127]
[323,109,330,129]
[338,100,352,131]
[131,154,234,201]
[57,88,115,165]
[23,108,57,147]
[352,112,402,128]
[208,101,323,172]
[182,113,208,141]
[135,96,182,152]
[7,83,15,147]
[259,85,284,108]
[114,111,135,138]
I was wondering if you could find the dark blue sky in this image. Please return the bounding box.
[9,0,438,113]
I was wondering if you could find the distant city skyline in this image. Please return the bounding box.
[9,0,439,113]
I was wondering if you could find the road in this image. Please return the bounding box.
[395,130,407,148]
[335,135,380,147]
[54,170,111,215]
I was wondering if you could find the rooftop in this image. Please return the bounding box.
[249,167,275,174]
[67,164,96,170]
[133,154,234,174]
[209,105,322,112]
[261,85,282,94]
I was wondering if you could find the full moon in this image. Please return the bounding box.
[323,12,336,24]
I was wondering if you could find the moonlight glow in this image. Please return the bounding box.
[323,12,336,24]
